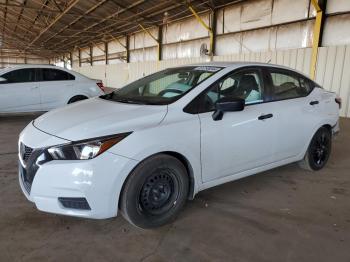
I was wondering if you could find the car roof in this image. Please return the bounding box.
[0,64,76,75]
[1,64,61,70]
[180,61,314,82]
[186,61,294,70]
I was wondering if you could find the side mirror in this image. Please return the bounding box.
[0,77,7,83]
[212,97,245,121]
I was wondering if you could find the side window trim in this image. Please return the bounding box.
[184,66,266,114]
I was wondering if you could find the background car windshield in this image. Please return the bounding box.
[101,66,222,105]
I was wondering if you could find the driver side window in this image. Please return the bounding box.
[198,69,264,113]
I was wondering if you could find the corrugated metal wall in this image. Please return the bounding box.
[73,44,350,117]
[70,0,349,66]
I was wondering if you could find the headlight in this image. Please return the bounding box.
[47,132,131,160]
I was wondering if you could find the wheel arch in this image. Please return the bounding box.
[118,151,196,211]
[67,94,89,104]
[300,122,334,160]
[160,151,196,200]
[321,124,332,133]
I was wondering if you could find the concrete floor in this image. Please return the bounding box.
[0,114,349,262]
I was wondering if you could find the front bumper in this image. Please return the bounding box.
[18,123,138,219]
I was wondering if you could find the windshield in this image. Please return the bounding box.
[100,66,222,105]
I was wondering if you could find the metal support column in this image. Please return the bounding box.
[158,25,163,61]
[139,24,160,61]
[126,35,130,63]
[78,48,81,67]
[105,42,108,65]
[310,0,327,80]
[188,4,214,58]
[89,45,93,66]
[69,52,73,68]
[211,9,217,56]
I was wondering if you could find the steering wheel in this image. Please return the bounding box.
[159,88,184,97]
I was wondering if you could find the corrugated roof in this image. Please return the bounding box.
[0,0,240,59]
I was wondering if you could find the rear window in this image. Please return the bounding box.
[42,69,75,81]
[268,69,313,101]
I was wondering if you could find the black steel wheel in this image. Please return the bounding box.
[120,154,189,229]
[299,127,332,171]
[139,168,179,216]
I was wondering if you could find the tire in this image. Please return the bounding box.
[299,127,332,171]
[68,95,88,104]
[120,154,189,229]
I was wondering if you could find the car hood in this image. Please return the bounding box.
[33,97,168,141]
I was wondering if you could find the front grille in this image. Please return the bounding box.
[20,143,33,163]
[18,144,44,195]
[19,163,32,194]
[58,198,91,210]
[23,145,33,162]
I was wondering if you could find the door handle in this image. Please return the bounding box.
[31,86,39,90]
[309,100,319,105]
[258,113,273,120]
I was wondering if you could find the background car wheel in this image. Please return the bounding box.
[299,127,332,171]
[120,154,189,229]
[68,95,88,104]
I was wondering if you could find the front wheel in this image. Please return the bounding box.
[120,154,189,229]
[299,127,332,171]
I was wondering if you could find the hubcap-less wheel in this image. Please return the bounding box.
[311,132,329,167]
[306,127,331,170]
[120,154,189,229]
[139,169,179,216]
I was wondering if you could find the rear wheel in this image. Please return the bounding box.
[120,154,189,229]
[68,95,88,104]
[299,127,332,171]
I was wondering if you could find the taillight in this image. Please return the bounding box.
[335,97,342,109]
[96,82,105,93]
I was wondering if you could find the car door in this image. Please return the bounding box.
[262,67,319,161]
[38,68,75,110]
[197,68,276,183]
[0,68,41,113]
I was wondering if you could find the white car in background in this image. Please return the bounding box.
[18,62,340,229]
[0,65,105,113]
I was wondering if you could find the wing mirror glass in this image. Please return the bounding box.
[212,97,245,121]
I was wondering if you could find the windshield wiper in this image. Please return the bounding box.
[101,94,147,105]
[116,98,147,105]
[101,93,165,105]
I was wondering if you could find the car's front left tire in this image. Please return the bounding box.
[120,154,189,229]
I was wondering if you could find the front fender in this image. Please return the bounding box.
[108,113,202,196]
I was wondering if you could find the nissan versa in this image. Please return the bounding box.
[18,62,340,229]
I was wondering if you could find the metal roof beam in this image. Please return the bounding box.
[26,0,80,48]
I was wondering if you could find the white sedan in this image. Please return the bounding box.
[0,64,105,113]
[18,62,340,229]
